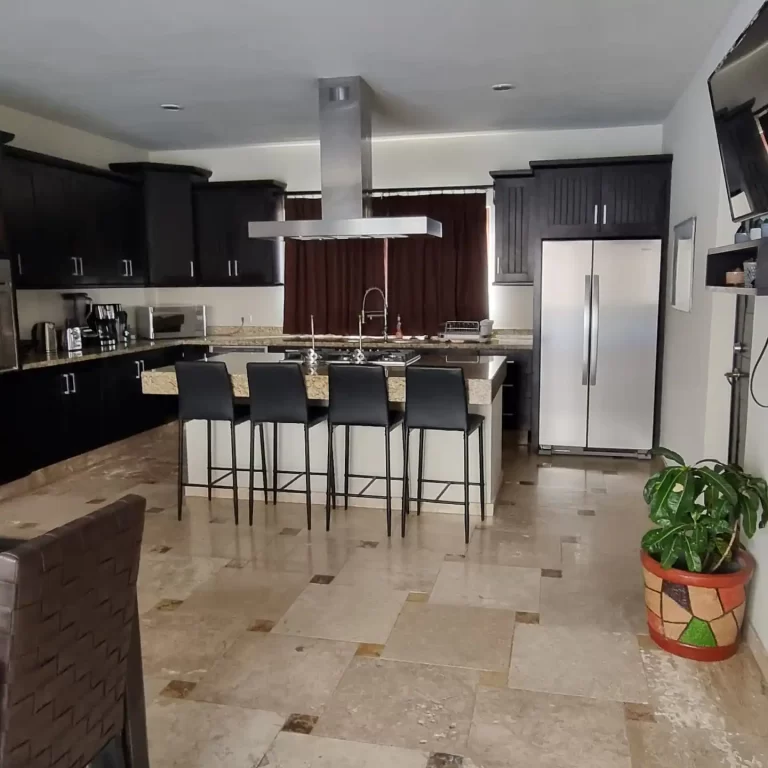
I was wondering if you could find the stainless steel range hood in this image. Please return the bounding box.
[248,77,442,240]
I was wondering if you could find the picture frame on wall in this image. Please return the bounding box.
[671,217,696,312]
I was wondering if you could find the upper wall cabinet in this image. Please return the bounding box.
[531,157,672,241]
[110,162,212,287]
[194,181,286,286]
[491,172,535,284]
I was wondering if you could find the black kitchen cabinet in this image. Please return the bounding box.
[0,372,26,484]
[0,155,39,285]
[195,181,285,286]
[110,163,212,287]
[501,351,533,439]
[531,157,672,240]
[491,172,535,283]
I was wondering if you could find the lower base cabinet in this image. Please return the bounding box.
[4,345,189,484]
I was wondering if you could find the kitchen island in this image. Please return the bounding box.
[142,351,507,515]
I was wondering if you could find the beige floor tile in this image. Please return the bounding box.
[276,536,356,576]
[467,687,631,768]
[146,698,284,768]
[627,721,768,768]
[382,602,515,671]
[272,583,408,644]
[466,527,562,569]
[314,657,479,753]
[260,732,430,768]
[429,561,540,612]
[178,566,310,621]
[539,558,646,632]
[137,553,230,613]
[508,624,649,703]
[144,675,173,703]
[641,647,768,737]
[140,608,250,682]
[333,560,441,593]
[191,632,357,716]
[344,541,451,571]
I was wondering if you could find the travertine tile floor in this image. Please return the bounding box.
[1,427,767,767]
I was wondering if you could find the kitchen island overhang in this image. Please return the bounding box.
[142,352,506,515]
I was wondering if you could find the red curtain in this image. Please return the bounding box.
[282,193,488,335]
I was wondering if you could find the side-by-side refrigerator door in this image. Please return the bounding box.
[539,240,593,449]
[587,240,661,452]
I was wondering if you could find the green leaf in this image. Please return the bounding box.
[643,471,664,506]
[660,533,683,569]
[641,525,686,554]
[690,525,708,552]
[742,489,759,538]
[748,478,768,529]
[697,467,738,506]
[666,471,696,518]
[710,518,735,536]
[653,447,685,466]
[682,536,703,572]
[651,467,685,522]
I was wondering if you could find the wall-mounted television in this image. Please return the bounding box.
[709,1,768,222]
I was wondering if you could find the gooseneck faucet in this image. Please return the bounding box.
[361,286,388,341]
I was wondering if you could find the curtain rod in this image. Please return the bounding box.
[286,184,490,199]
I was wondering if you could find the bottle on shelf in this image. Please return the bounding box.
[395,314,404,340]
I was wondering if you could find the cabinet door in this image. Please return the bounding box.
[494,177,533,284]
[195,187,237,285]
[0,156,38,284]
[535,167,601,238]
[22,367,70,470]
[0,372,27,483]
[102,354,145,443]
[146,172,197,286]
[66,363,104,456]
[598,164,669,238]
[231,189,281,285]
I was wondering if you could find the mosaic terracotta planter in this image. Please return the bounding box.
[641,548,755,662]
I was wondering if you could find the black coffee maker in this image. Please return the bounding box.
[89,303,122,345]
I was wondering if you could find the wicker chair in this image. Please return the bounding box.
[0,494,149,768]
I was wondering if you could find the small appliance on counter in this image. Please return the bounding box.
[31,321,58,354]
[136,305,207,340]
[438,319,494,343]
[59,326,83,352]
[89,303,122,346]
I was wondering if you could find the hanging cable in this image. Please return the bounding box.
[750,332,768,407]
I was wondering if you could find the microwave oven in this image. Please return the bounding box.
[136,305,207,340]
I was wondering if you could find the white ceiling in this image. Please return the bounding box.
[0,0,739,150]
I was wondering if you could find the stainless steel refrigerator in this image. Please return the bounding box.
[538,240,661,454]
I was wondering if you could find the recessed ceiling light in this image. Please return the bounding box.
[491,83,516,92]
[160,103,184,111]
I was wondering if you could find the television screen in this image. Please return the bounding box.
[709,1,768,222]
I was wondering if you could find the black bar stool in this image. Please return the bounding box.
[246,361,330,529]
[175,361,249,524]
[326,364,404,536]
[402,366,485,544]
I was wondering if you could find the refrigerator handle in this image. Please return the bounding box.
[582,275,591,385]
[590,275,600,385]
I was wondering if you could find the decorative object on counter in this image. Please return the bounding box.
[641,447,766,660]
[395,315,404,340]
[743,259,758,288]
[671,217,696,312]
[725,268,745,286]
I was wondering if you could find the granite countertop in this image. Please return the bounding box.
[141,351,508,406]
[16,330,532,372]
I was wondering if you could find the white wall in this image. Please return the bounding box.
[151,124,663,330]
[660,0,768,658]
[0,104,146,168]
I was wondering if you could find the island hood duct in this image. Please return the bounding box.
[248,77,442,240]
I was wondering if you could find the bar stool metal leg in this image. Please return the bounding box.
[344,425,350,510]
[258,424,268,505]
[248,421,255,526]
[303,423,312,530]
[401,425,408,537]
[384,428,392,537]
[326,424,334,531]
[330,432,337,510]
[479,421,486,522]
[207,420,212,501]
[177,419,185,521]
[417,428,425,516]
[463,430,470,544]
[272,423,279,505]
[231,422,239,525]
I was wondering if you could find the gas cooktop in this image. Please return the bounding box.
[283,348,421,366]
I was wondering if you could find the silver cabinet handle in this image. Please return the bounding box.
[140,360,145,373]
[227,260,232,277]
[582,275,591,386]
[16,254,22,275]
[62,373,70,395]
[135,360,142,379]
[590,275,600,386]
[78,258,84,276]
[602,204,607,225]
[72,257,79,276]
[593,205,598,225]
[128,259,133,277]
[122,260,128,277]
[234,260,239,277]
[69,373,77,393]
[190,261,195,278]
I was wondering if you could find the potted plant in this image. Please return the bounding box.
[641,448,766,661]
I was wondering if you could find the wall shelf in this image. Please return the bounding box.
[706,237,768,295]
